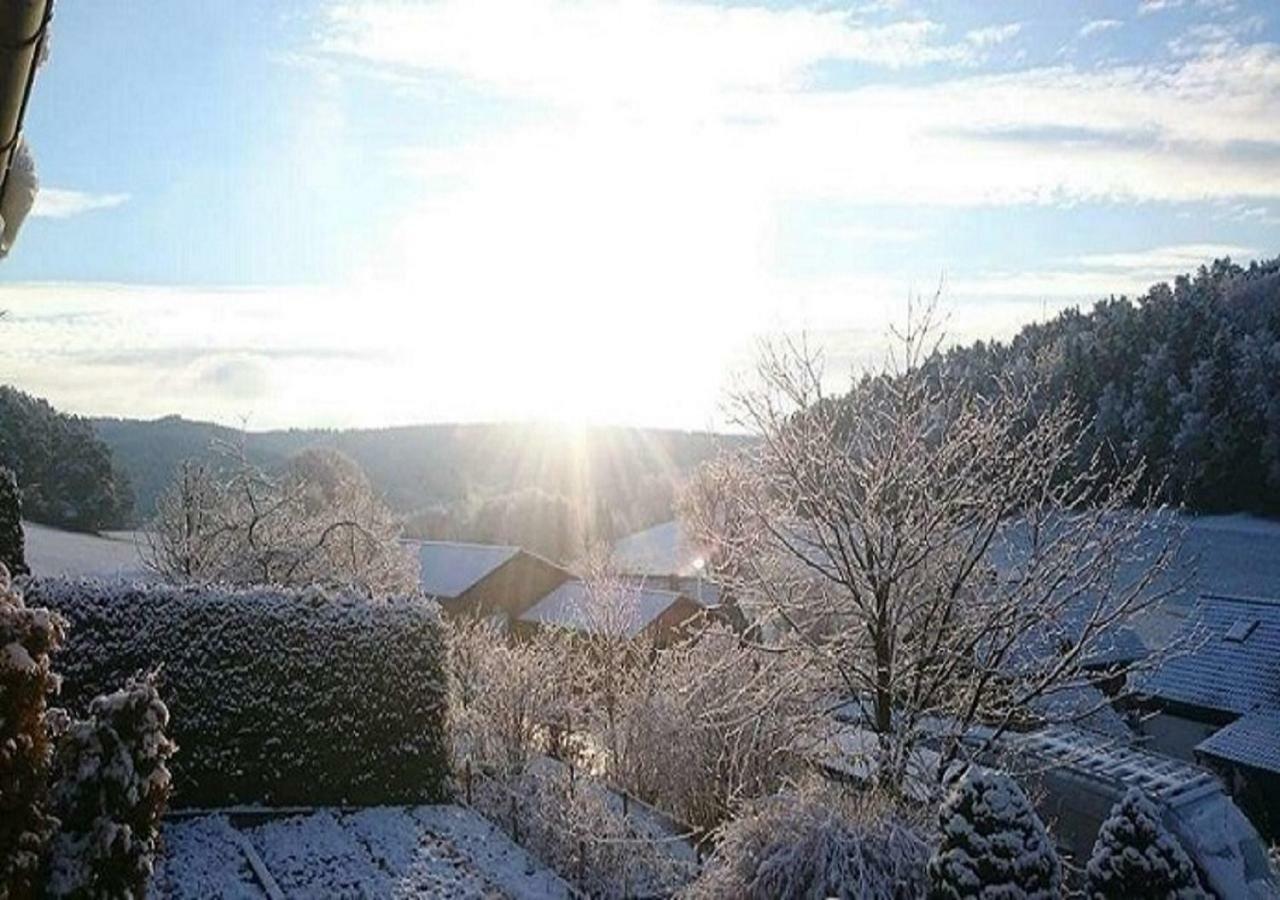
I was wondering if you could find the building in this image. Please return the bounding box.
[612,519,725,612]
[407,540,570,621]
[514,578,702,645]
[1139,592,1280,839]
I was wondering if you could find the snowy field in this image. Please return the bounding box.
[21,521,148,579]
[153,805,572,899]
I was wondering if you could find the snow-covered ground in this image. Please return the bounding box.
[21,521,148,579]
[153,805,572,899]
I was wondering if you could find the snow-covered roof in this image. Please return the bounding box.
[1196,710,1280,776]
[1141,593,1280,716]
[517,579,690,639]
[1014,725,1220,808]
[612,520,706,577]
[1031,683,1133,741]
[408,541,519,599]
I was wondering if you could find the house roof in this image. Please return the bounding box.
[1141,593,1280,716]
[1196,710,1280,776]
[517,579,691,639]
[612,520,705,578]
[407,541,519,599]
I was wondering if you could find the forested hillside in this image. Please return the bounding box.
[94,416,731,560]
[933,256,1280,513]
[0,386,134,531]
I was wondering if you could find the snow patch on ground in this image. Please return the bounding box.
[152,806,571,899]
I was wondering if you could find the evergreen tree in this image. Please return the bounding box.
[0,467,27,577]
[1085,789,1206,900]
[928,768,1061,900]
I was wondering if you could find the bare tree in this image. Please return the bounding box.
[144,444,418,596]
[684,300,1180,793]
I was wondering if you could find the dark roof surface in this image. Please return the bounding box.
[1197,710,1280,776]
[1142,593,1280,716]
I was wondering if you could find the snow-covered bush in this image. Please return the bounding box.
[475,762,690,899]
[0,565,65,898]
[1085,788,1206,899]
[688,780,930,900]
[447,617,581,777]
[25,577,450,807]
[612,626,819,832]
[47,672,176,898]
[0,469,28,577]
[928,768,1061,900]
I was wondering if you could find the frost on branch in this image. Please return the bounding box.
[47,671,176,899]
[689,781,930,900]
[928,768,1061,900]
[0,563,64,899]
[1085,788,1207,900]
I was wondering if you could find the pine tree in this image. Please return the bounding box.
[0,468,27,578]
[928,768,1061,900]
[1085,789,1206,900]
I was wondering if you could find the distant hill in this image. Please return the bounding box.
[93,416,738,561]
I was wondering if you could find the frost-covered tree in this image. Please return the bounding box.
[690,780,930,900]
[0,564,64,899]
[686,299,1179,791]
[0,467,28,577]
[144,444,417,596]
[928,768,1061,900]
[1085,789,1206,900]
[47,672,177,899]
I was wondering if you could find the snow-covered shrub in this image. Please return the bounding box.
[1085,788,1206,899]
[47,672,176,898]
[0,564,64,899]
[0,469,28,577]
[688,780,930,900]
[447,618,580,777]
[474,761,690,899]
[25,577,450,807]
[612,626,819,832]
[928,768,1061,900]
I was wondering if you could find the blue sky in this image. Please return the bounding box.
[3,0,1279,428]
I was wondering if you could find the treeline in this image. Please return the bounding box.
[0,386,133,531]
[95,416,728,560]
[931,255,1280,514]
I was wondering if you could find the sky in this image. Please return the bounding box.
[2,0,1279,430]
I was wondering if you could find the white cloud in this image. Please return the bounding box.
[321,0,977,113]
[966,23,1021,48]
[324,1,1280,207]
[1139,0,1184,15]
[32,189,129,219]
[1079,19,1123,38]
[1074,242,1256,272]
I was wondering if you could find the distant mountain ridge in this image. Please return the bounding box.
[92,415,737,558]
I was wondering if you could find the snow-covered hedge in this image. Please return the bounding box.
[47,672,176,898]
[23,577,450,808]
